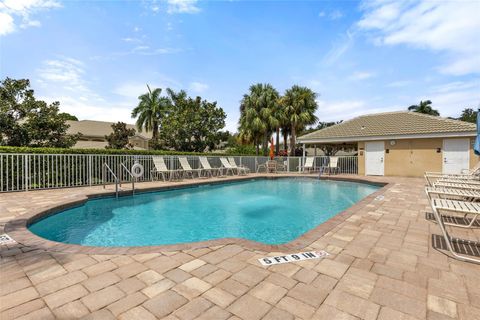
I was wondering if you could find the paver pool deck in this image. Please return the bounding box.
[0,174,479,319]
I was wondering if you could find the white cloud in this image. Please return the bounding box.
[122,37,142,43]
[189,81,209,93]
[133,47,182,55]
[113,77,182,100]
[424,80,480,117]
[318,9,344,20]
[315,99,396,122]
[167,0,200,14]
[329,10,344,20]
[0,11,14,35]
[0,0,61,36]
[358,0,480,75]
[37,58,89,93]
[386,80,412,88]
[348,71,374,81]
[322,30,355,65]
[40,95,135,124]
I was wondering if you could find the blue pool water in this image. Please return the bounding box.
[29,178,379,246]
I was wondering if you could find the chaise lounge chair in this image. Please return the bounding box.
[327,156,340,175]
[152,156,183,181]
[424,163,480,186]
[220,157,242,175]
[425,187,480,263]
[434,181,480,191]
[199,157,222,178]
[179,157,203,179]
[228,157,250,174]
[296,157,319,173]
[425,186,480,202]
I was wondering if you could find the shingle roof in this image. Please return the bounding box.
[67,120,152,140]
[298,111,476,143]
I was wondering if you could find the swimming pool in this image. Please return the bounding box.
[28,178,379,247]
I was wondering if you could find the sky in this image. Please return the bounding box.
[1,0,479,132]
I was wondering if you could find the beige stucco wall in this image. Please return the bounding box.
[358,141,365,175]
[358,137,479,177]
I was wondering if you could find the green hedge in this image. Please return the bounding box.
[0,146,257,156]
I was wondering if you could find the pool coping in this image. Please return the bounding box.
[5,174,392,254]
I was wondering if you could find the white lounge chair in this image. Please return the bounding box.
[199,157,222,178]
[220,157,240,175]
[328,156,340,175]
[437,178,480,186]
[275,158,287,172]
[425,163,480,186]
[178,157,203,179]
[256,158,268,173]
[228,157,250,174]
[296,157,319,173]
[152,156,182,181]
[434,181,480,191]
[425,188,480,264]
[425,187,480,201]
[426,187,480,227]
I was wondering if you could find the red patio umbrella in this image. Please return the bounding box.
[269,137,275,160]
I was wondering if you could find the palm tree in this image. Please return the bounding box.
[408,100,440,116]
[131,85,171,143]
[281,85,318,155]
[239,83,279,155]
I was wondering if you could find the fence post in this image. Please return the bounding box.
[24,154,28,192]
[88,155,92,186]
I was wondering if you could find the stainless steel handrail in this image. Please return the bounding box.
[103,163,119,198]
[120,163,135,195]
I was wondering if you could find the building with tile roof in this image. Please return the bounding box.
[298,111,478,177]
[67,120,152,150]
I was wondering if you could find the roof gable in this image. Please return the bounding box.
[298,111,476,142]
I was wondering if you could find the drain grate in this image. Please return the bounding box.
[432,234,480,258]
[0,233,16,245]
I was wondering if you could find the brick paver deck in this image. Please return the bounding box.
[1,174,479,319]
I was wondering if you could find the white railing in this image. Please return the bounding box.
[0,153,358,192]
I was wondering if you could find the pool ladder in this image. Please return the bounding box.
[102,163,120,198]
[102,163,136,198]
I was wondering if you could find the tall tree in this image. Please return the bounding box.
[238,83,280,155]
[281,85,318,155]
[159,91,226,152]
[0,77,79,147]
[131,85,171,148]
[408,100,440,116]
[105,122,136,149]
[458,108,477,123]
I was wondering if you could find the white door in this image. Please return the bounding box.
[365,141,385,176]
[443,138,470,174]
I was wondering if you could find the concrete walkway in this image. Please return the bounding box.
[1,174,479,319]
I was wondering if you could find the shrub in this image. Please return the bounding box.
[0,146,251,156]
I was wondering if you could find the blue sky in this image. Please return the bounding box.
[1,0,479,131]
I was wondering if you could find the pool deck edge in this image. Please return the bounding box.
[4,173,392,255]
